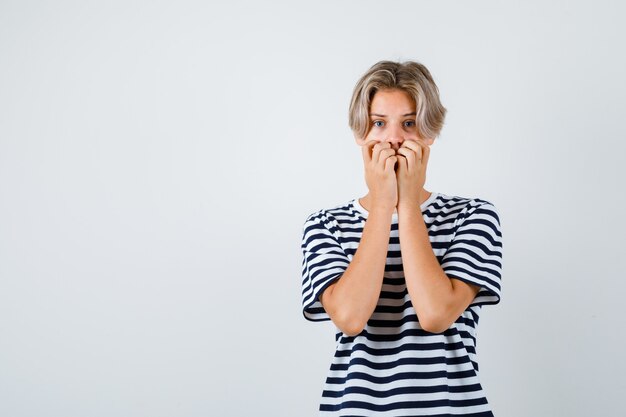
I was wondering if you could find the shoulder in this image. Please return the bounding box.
[302,199,357,228]
[437,192,499,217]
[434,193,501,232]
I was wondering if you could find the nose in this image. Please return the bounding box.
[384,124,404,150]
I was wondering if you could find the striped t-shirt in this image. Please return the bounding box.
[300,191,503,416]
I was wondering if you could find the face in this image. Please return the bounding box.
[354,88,434,151]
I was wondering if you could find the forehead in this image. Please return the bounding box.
[370,89,415,112]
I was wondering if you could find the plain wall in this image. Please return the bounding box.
[1,1,624,416]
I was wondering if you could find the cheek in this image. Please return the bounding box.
[363,132,383,144]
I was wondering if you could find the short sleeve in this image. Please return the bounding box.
[440,201,503,308]
[300,211,350,322]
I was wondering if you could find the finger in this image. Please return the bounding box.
[422,142,430,166]
[372,142,391,166]
[378,148,396,166]
[396,147,415,169]
[400,139,423,160]
[396,154,407,172]
[361,139,378,163]
[385,155,397,172]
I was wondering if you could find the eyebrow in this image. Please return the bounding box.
[370,112,416,117]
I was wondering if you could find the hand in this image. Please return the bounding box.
[361,139,398,213]
[395,138,431,208]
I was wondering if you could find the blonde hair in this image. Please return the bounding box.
[348,60,447,140]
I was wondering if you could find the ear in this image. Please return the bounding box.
[424,137,435,146]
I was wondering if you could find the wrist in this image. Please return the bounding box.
[370,204,396,217]
[397,200,421,214]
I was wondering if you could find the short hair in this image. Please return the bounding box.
[348,60,447,140]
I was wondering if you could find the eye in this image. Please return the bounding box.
[373,120,384,127]
[404,120,416,128]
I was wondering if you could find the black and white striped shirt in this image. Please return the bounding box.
[300,192,503,416]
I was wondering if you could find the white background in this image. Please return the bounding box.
[1,1,624,416]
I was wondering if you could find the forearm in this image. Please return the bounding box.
[398,201,453,332]
[327,207,393,335]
